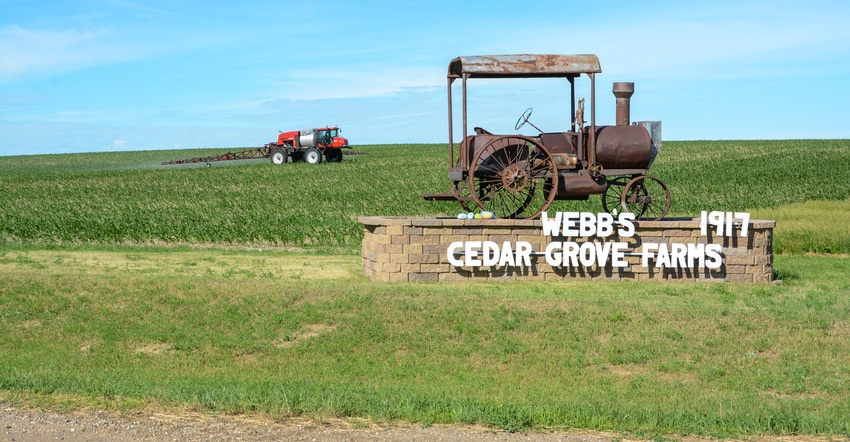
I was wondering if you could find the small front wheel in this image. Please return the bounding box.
[304,147,322,165]
[270,148,287,165]
[602,177,629,215]
[621,175,670,220]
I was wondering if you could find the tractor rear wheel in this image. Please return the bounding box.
[468,136,557,219]
[304,147,322,165]
[325,148,343,163]
[270,148,287,165]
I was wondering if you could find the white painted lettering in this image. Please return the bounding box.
[580,212,596,237]
[447,242,464,266]
[642,243,658,267]
[618,212,636,237]
[499,242,516,267]
[726,212,734,238]
[687,243,706,268]
[564,242,580,267]
[563,212,580,236]
[655,243,671,268]
[579,242,596,267]
[706,244,723,269]
[709,211,724,236]
[611,242,628,268]
[544,242,561,266]
[735,212,750,237]
[541,212,562,236]
[594,241,612,267]
[671,243,688,268]
[464,241,482,266]
[597,212,614,237]
[516,241,533,266]
[482,241,499,266]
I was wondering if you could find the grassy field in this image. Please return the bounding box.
[1,140,849,437]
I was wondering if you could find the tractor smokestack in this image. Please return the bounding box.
[613,82,635,126]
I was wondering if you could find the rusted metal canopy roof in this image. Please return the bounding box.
[448,54,601,78]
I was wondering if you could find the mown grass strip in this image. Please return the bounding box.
[1,248,848,436]
[750,200,850,254]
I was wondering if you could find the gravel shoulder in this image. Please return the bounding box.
[1,403,616,442]
[3,403,844,442]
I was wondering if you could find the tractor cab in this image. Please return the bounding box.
[316,126,349,149]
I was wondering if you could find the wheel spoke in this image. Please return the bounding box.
[528,159,549,178]
[508,140,526,164]
[476,146,508,175]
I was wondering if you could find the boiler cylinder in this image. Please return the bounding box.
[594,125,652,170]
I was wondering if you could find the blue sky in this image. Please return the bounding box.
[1,0,848,156]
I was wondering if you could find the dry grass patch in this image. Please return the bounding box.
[275,324,336,348]
[0,249,361,281]
[134,343,171,355]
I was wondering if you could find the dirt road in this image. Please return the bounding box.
[3,404,841,442]
[1,404,615,442]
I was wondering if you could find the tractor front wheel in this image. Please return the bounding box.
[602,176,629,215]
[270,148,287,165]
[621,175,670,220]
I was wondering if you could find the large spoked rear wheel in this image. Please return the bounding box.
[468,136,558,219]
[621,175,670,220]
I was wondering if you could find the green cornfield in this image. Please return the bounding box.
[1,140,849,252]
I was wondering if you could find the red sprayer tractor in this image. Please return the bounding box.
[162,126,350,166]
[268,126,349,165]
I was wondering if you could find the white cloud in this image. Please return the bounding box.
[507,3,850,82]
[0,26,127,81]
[0,23,222,82]
[270,65,445,101]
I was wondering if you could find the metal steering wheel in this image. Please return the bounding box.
[515,108,533,131]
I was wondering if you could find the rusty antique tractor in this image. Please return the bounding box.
[423,54,670,220]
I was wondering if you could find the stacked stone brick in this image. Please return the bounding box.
[359,216,775,283]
